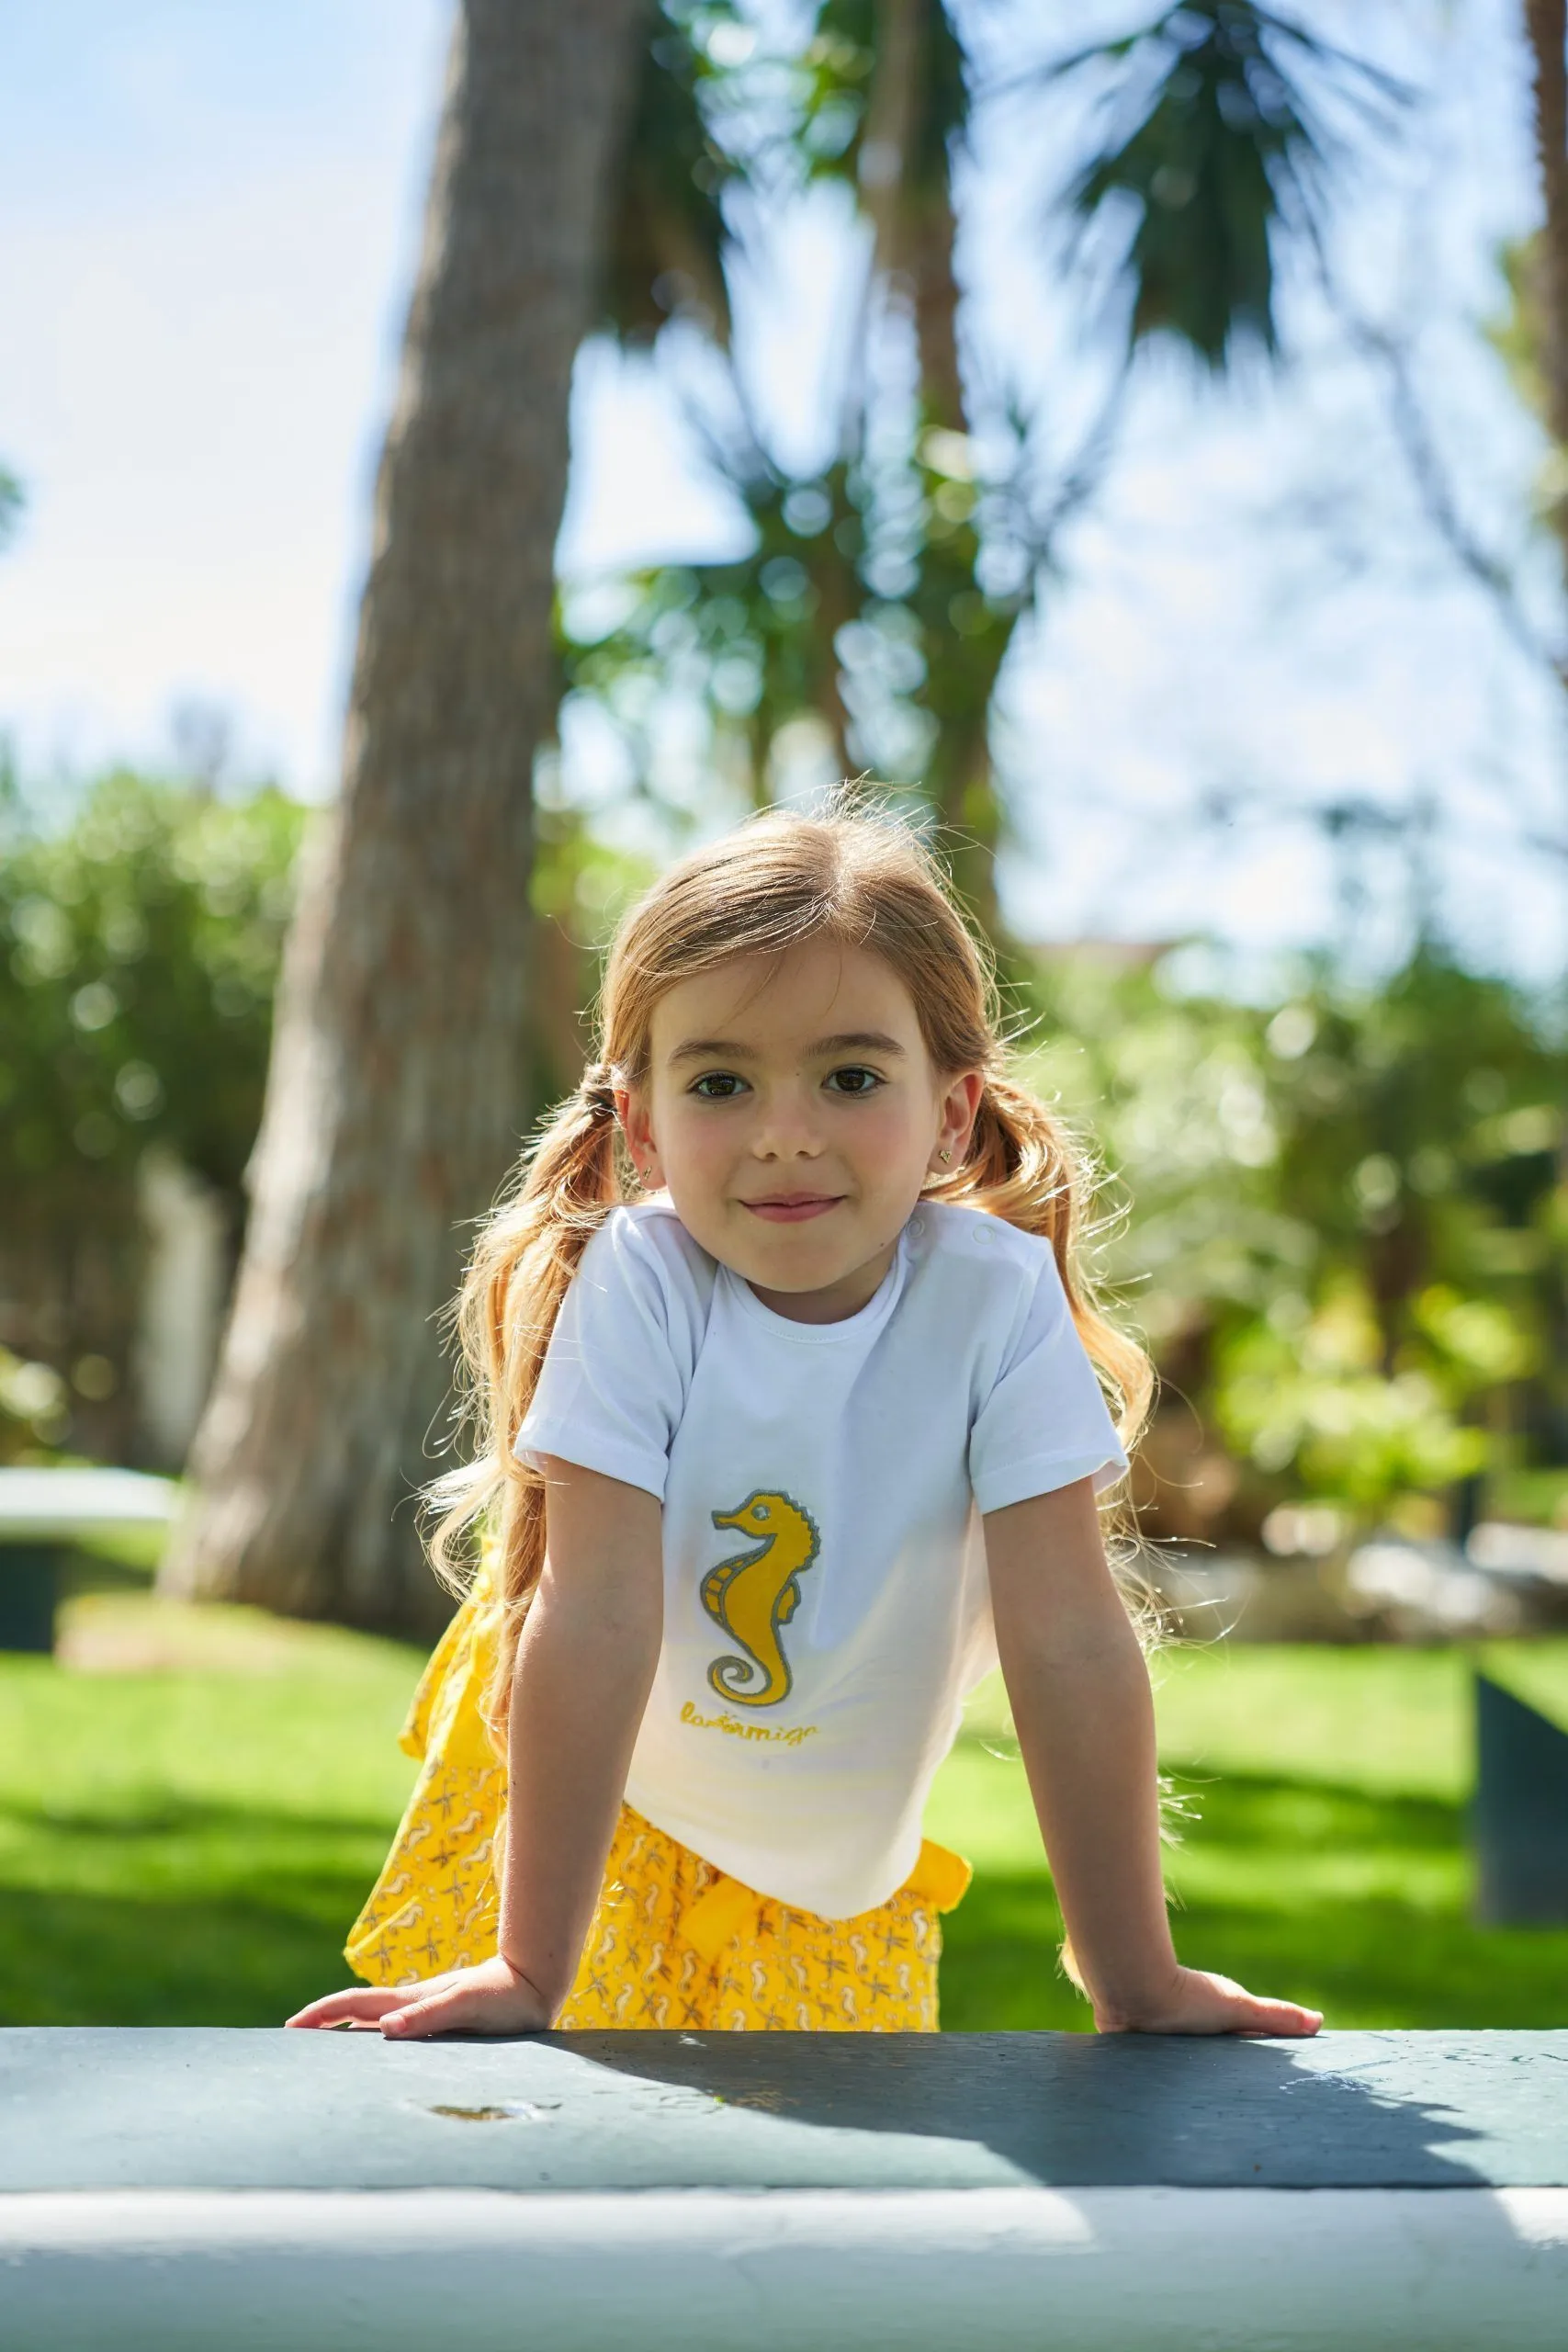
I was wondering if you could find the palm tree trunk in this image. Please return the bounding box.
[1526,1,1568,452]
[860,0,923,280]
[861,0,964,429]
[861,1,1011,926]
[162,0,646,1634]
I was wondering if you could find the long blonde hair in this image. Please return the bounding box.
[428,804,1152,1747]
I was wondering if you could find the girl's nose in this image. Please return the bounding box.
[750,1087,823,1159]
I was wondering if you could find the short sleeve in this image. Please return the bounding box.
[513,1209,701,1499]
[968,1247,1128,1514]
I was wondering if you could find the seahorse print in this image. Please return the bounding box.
[700,1488,820,1707]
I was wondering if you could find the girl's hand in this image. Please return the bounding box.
[1095,1965,1322,2038]
[285,1955,553,2039]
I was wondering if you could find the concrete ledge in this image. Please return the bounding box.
[8,2028,1566,2192]
[6,2030,1566,2348]
[5,2185,1568,2351]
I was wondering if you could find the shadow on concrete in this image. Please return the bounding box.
[555,2028,1536,2189]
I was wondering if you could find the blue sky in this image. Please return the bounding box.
[1,0,1563,982]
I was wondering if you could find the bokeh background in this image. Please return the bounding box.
[2,0,1565,2030]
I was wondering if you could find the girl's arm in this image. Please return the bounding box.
[288,1459,662,2036]
[492,1457,665,2017]
[984,1477,1321,2037]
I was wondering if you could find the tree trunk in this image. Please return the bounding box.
[1526,0,1568,451]
[862,0,964,430]
[162,0,646,1635]
[861,1,1009,928]
[860,0,924,283]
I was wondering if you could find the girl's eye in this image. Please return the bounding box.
[691,1071,748,1100]
[826,1066,883,1097]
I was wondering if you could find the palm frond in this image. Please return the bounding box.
[600,2,738,348]
[1043,2,1409,369]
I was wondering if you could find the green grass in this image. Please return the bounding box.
[3,1600,1567,2030]
[931,1643,1568,2030]
[0,1604,424,2026]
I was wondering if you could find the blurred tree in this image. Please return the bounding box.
[600,1,733,348]
[551,1,1401,955]
[163,0,649,1635]
[1045,0,1399,368]
[1524,2,1568,462]
[1449,6,1568,681]
[0,772,301,1463]
[1029,938,1566,1539]
[1381,6,1568,695]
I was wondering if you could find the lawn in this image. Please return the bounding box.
[3,1594,1566,2030]
[931,1642,1568,2030]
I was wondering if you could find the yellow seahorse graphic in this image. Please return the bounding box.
[700,1488,819,1707]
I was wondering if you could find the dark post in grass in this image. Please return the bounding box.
[0,1538,59,1653]
[1473,1671,1568,1924]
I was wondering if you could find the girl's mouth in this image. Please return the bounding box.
[741,1194,844,1224]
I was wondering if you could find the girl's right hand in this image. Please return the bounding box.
[285,1954,554,2039]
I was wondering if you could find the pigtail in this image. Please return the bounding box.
[934,1069,1153,1461]
[423,1061,626,1750]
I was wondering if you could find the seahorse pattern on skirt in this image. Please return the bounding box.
[345,1570,972,2031]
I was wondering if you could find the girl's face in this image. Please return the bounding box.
[620,939,983,1323]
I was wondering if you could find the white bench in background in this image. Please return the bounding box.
[0,1466,177,1652]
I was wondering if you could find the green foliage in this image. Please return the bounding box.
[554,1,1407,968]
[1217,1297,1493,1508]
[1,770,303,1201]
[1486,234,1549,423]
[523,797,662,1108]
[799,1,969,199]
[556,424,1032,943]
[0,769,305,1454]
[1047,3,1406,368]
[549,2,1000,906]
[1482,232,1568,549]
[561,458,869,806]
[1028,944,1567,1521]
[600,3,738,346]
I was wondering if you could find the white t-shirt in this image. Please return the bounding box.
[515,1198,1126,1918]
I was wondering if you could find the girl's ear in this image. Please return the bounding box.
[617,1086,661,1187]
[932,1069,986,1170]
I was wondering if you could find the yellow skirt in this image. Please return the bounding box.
[346,1577,971,2031]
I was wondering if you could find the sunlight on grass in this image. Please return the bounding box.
[3,1603,1567,2030]
[931,1642,1568,2032]
[0,1609,425,2025]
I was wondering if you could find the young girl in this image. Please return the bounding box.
[290,807,1320,2041]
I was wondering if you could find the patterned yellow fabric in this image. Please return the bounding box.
[344,1579,508,1982]
[345,1576,971,2030]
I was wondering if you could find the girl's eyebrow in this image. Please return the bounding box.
[667,1029,907,1067]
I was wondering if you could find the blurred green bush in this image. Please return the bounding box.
[0,765,304,1460]
[1028,944,1568,1541]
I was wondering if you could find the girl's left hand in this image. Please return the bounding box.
[1096,1966,1322,2037]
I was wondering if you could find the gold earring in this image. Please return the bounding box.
[939,1148,953,1164]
